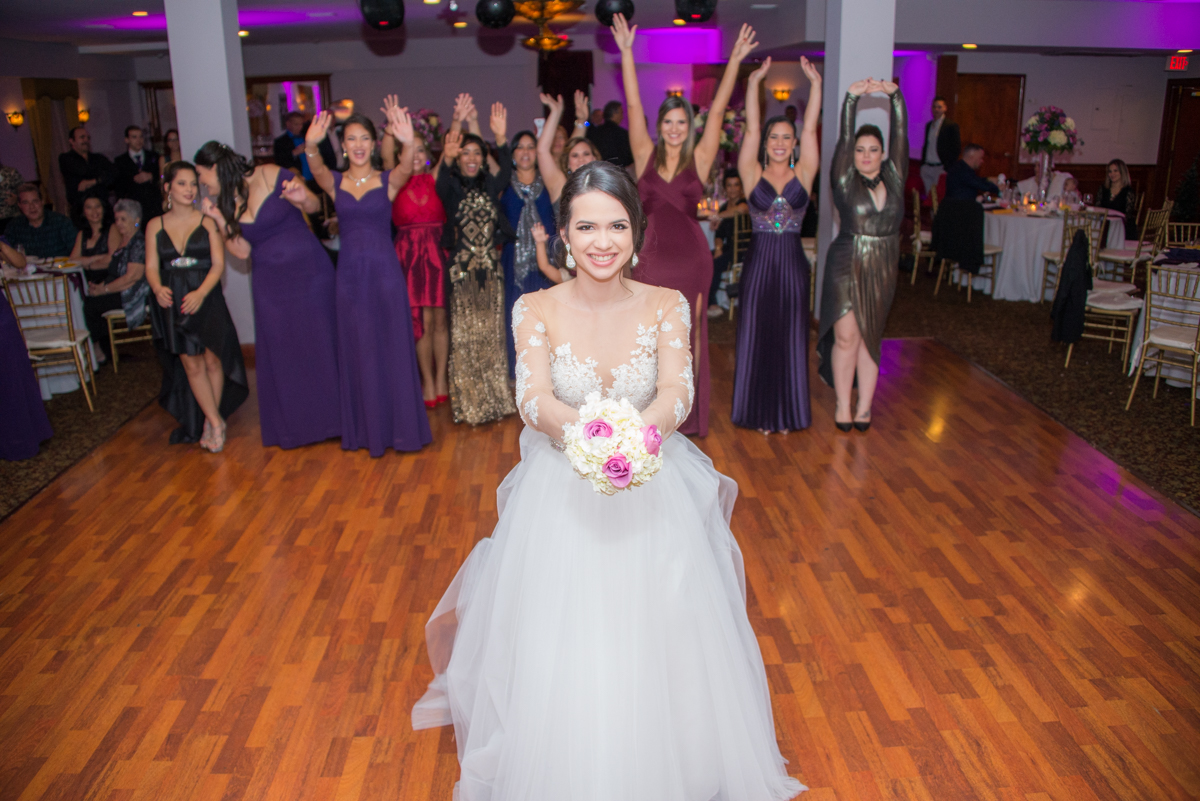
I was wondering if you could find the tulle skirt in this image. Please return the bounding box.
[413,427,806,801]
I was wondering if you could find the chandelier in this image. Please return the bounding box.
[513,0,583,52]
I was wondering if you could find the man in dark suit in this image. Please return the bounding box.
[113,125,162,219]
[274,112,337,179]
[586,101,635,169]
[944,144,999,201]
[59,126,115,209]
[919,96,961,195]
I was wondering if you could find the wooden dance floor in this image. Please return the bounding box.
[2,336,1198,801]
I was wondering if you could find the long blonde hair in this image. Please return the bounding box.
[654,96,696,179]
[1105,159,1130,192]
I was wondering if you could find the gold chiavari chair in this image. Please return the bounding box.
[103,307,153,373]
[1040,208,1107,303]
[1165,222,1200,248]
[727,212,753,322]
[4,273,97,411]
[1125,263,1200,425]
[909,188,937,285]
[1096,207,1170,290]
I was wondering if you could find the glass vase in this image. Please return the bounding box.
[1035,151,1054,202]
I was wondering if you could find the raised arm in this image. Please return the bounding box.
[695,24,758,182]
[538,93,569,201]
[279,170,321,215]
[831,83,867,201]
[531,222,562,284]
[795,56,822,192]
[611,14,654,177]
[383,98,415,201]
[572,90,590,138]
[737,57,771,194]
[304,111,337,198]
[640,290,694,440]
[513,295,581,437]
[433,129,461,183]
[883,83,908,178]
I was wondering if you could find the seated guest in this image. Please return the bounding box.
[0,158,23,236]
[59,126,115,209]
[586,101,635,168]
[70,195,119,283]
[944,144,999,201]
[84,198,150,363]
[273,112,336,179]
[114,125,163,220]
[708,170,748,318]
[1,238,26,269]
[5,184,77,258]
[1099,158,1138,238]
[1016,170,1074,201]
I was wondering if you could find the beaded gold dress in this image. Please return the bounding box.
[447,187,517,424]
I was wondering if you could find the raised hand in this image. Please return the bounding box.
[540,92,564,117]
[574,89,590,123]
[442,129,463,161]
[729,23,759,63]
[452,93,474,123]
[847,78,872,96]
[878,79,899,95]
[387,104,414,145]
[747,56,772,85]
[610,13,636,51]
[800,55,821,85]
[280,175,308,204]
[305,111,332,146]
[490,102,507,140]
[531,221,548,244]
[199,196,225,226]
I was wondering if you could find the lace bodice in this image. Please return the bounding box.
[513,284,695,440]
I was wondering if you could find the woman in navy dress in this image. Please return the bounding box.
[499,129,556,376]
[732,56,822,433]
[306,102,431,456]
[195,141,341,450]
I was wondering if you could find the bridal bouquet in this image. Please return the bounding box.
[563,392,663,495]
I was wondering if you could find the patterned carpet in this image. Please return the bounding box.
[3,279,1196,522]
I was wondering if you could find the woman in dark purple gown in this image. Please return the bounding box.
[306,103,431,456]
[0,296,53,460]
[732,56,822,433]
[196,142,340,449]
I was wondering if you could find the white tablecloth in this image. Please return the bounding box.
[981,211,1125,302]
[1127,263,1200,399]
[10,267,99,400]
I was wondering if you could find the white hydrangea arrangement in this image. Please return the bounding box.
[562,392,664,495]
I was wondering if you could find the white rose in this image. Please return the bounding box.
[1063,117,1075,130]
[1048,130,1068,146]
[1025,116,1038,128]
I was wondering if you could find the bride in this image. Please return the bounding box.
[413,161,806,801]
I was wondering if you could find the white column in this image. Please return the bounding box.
[815,0,897,314]
[164,0,255,344]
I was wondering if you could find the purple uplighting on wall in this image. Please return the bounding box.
[599,28,724,64]
[81,6,357,31]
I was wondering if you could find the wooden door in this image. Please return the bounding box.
[1155,78,1200,208]
[955,73,1025,179]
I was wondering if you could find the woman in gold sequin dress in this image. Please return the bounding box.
[816,78,907,433]
[435,107,518,425]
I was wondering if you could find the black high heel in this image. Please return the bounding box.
[853,420,871,432]
[835,421,853,432]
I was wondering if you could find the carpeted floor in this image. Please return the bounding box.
[4,277,1197,521]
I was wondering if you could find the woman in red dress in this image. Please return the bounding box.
[611,13,759,437]
[388,132,449,408]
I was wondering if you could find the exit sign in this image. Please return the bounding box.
[1166,54,1189,71]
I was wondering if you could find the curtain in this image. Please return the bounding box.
[21,79,79,214]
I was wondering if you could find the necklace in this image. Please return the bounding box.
[860,173,883,190]
[349,169,375,187]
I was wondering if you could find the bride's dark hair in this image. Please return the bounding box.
[193,140,254,238]
[554,160,647,272]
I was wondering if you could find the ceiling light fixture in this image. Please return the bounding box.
[673,17,685,25]
[425,0,441,3]
[514,1,583,52]
[454,20,468,26]
[1179,49,1194,54]
[238,29,249,37]
[132,11,149,16]
[962,43,978,49]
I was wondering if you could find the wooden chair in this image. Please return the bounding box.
[909,188,937,285]
[933,244,1003,302]
[1067,280,1143,369]
[4,274,97,411]
[1165,222,1200,248]
[1096,207,1170,289]
[726,213,753,322]
[103,306,153,373]
[1040,209,1107,303]
[1125,264,1200,425]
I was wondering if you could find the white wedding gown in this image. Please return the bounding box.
[413,282,806,801]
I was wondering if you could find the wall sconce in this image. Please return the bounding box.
[332,99,355,122]
[6,110,24,131]
[665,88,684,98]
[771,87,791,102]
[78,108,91,123]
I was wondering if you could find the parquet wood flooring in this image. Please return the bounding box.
[1,336,1198,801]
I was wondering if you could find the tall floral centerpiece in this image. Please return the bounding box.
[1021,106,1082,201]
[694,105,746,169]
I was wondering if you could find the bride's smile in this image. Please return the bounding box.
[563,189,635,280]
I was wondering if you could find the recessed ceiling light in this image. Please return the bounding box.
[673,17,686,25]
[962,43,978,49]
[1179,49,1194,54]
[453,20,467,27]
[425,0,441,4]
[132,10,148,16]
[238,29,249,37]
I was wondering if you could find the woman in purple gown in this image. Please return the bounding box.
[732,57,822,433]
[195,142,341,449]
[0,295,53,460]
[306,102,431,456]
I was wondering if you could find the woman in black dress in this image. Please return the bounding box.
[144,161,248,452]
[75,195,122,362]
[1099,159,1137,239]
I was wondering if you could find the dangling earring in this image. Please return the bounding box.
[342,151,348,161]
[165,195,172,211]
[565,243,576,270]
[631,254,639,269]
[790,148,796,169]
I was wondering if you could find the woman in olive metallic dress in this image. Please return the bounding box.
[816,78,907,432]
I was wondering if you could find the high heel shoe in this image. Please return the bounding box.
[853,420,871,432]
[200,420,214,451]
[835,421,853,432]
[207,421,227,453]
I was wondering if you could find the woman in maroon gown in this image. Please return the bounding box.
[611,13,759,437]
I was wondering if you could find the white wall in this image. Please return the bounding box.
[78,79,141,156]
[956,52,1200,166]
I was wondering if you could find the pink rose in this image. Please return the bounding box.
[602,453,632,488]
[642,425,662,457]
[584,419,613,439]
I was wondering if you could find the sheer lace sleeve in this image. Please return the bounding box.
[513,294,581,437]
[641,290,694,440]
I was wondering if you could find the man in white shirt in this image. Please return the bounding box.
[919,97,960,195]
